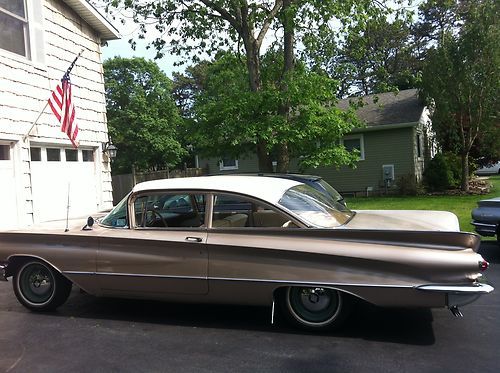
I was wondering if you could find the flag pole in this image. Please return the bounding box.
[23,101,49,141]
[23,49,85,141]
[64,182,71,232]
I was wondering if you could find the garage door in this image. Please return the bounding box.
[30,146,99,222]
[0,143,19,229]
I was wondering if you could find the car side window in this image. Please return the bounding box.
[133,193,206,229]
[211,194,296,228]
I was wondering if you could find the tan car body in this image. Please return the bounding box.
[0,176,493,314]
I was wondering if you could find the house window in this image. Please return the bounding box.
[0,144,10,160]
[219,159,239,171]
[0,0,29,58]
[65,149,78,162]
[46,148,60,161]
[416,133,423,158]
[342,135,365,160]
[82,149,94,162]
[30,147,41,161]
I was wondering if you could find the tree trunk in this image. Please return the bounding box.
[276,143,290,173]
[257,141,273,172]
[461,151,469,192]
[275,0,294,174]
[242,36,261,92]
[241,32,273,171]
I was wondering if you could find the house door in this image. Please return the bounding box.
[0,143,19,229]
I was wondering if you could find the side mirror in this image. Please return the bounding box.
[82,216,94,231]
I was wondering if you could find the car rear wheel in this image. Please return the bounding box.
[13,260,72,311]
[281,286,350,330]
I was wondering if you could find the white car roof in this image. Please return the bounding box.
[132,175,302,205]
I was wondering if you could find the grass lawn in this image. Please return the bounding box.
[346,175,500,233]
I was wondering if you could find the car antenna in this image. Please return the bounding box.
[64,182,70,232]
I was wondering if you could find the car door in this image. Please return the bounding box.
[206,193,303,303]
[97,192,208,296]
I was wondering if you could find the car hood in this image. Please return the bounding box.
[344,210,460,232]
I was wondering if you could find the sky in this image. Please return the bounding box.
[103,37,182,78]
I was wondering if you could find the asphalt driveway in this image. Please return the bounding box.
[0,241,499,373]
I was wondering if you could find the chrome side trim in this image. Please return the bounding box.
[471,221,497,230]
[67,271,495,294]
[63,271,207,280]
[416,283,494,294]
[0,264,7,281]
[62,271,413,288]
[209,276,413,288]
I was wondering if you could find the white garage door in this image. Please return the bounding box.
[31,147,99,222]
[0,144,19,229]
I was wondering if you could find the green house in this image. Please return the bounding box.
[199,89,435,195]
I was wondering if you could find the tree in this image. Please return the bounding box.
[104,57,186,174]
[104,0,386,172]
[306,16,420,97]
[420,0,500,191]
[181,51,362,170]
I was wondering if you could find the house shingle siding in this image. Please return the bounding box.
[0,0,115,227]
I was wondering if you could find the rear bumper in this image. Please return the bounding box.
[0,263,7,281]
[417,283,494,307]
[471,221,497,236]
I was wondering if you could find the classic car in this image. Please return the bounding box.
[472,197,500,243]
[0,175,494,330]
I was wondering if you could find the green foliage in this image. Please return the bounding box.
[181,51,362,170]
[104,57,185,174]
[396,174,420,196]
[104,0,390,171]
[306,15,421,97]
[423,153,456,191]
[420,0,500,190]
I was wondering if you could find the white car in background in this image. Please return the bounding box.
[476,161,500,175]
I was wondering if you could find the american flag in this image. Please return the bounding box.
[48,76,79,147]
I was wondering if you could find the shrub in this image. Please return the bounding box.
[397,174,419,195]
[442,152,461,187]
[423,153,455,192]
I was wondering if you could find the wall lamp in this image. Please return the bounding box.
[102,140,118,160]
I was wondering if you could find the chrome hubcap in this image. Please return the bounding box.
[19,263,54,304]
[300,288,331,312]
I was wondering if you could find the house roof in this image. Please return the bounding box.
[338,89,424,129]
[62,0,120,41]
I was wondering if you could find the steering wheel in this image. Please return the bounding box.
[145,209,168,227]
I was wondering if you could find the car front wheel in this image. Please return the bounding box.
[13,260,72,311]
[281,286,350,330]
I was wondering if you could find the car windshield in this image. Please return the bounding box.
[100,194,129,228]
[278,185,354,228]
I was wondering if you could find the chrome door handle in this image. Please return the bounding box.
[185,236,203,243]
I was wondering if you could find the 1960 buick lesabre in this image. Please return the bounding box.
[0,175,494,330]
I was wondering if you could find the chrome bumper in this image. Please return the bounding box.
[417,283,494,307]
[0,263,7,281]
[471,221,497,236]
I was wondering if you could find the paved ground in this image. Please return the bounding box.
[0,241,499,373]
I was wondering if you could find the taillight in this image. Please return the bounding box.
[479,260,489,271]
